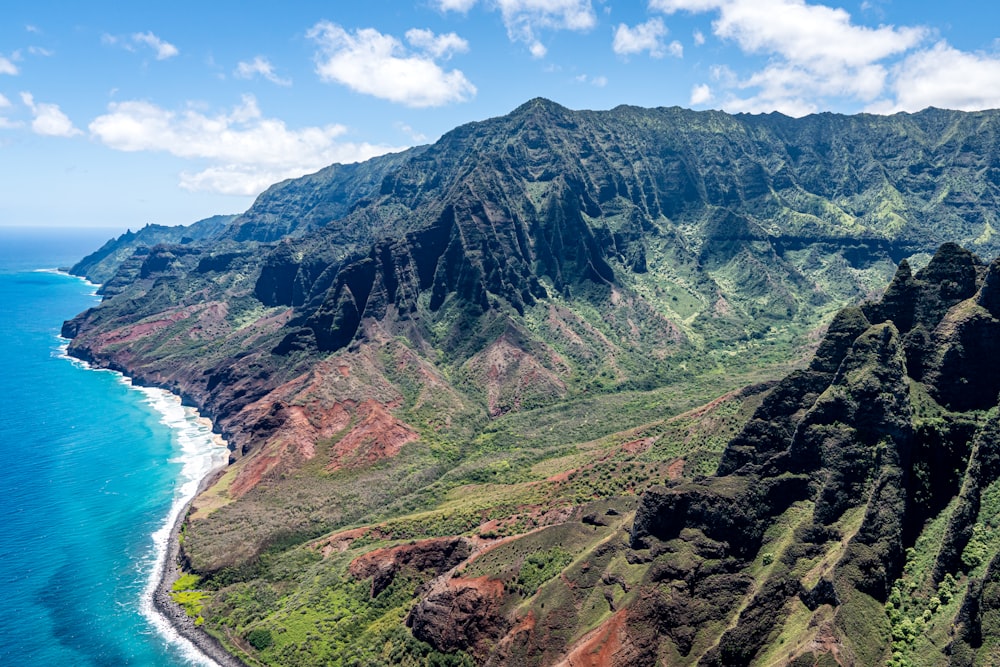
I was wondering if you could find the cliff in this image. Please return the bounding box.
[62,99,1000,665]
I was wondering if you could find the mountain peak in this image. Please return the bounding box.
[61,100,1000,666]
[511,96,568,115]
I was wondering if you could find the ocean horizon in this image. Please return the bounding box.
[0,227,227,666]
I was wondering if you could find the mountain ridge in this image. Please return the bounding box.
[63,99,1000,665]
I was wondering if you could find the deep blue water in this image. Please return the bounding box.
[0,227,226,666]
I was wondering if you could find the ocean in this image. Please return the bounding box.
[0,227,228,666]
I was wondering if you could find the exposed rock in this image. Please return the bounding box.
[59,95,1000,666]
[407,577,508,659]
[349,537,472,597]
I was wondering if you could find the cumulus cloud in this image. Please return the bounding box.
[235,56,291,86]
[651,0,933,115]
[613,18,675,59]
[654,0,1000,115]
[869,42,1000,113]
[0,55,18,75]
[436,0,595,57]
[20,92,82,137]
[497,0,596,57]
[307,22,475,107]
[656,0,924,65]
[131,31,179,60]
[690,83,713,105]
[88,95,402,195]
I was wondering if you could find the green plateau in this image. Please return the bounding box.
[63,99,1000,665]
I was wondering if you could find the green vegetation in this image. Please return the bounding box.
[171,574,209,625]
[63,100,1000,666]
[514,546,574,596]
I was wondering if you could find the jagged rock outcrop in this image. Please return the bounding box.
[60,98,1000,667]
[624,244,1000,665]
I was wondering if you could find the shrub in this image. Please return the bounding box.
[246,628,273,651]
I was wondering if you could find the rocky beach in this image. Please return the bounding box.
[151,468,247,667]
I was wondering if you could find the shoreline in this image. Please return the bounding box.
[152,468,250,667]
[58,318,248,667]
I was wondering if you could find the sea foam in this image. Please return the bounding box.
[57,336,229,667]
[134,385,228,667]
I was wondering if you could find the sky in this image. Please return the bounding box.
[3,0,1000,230]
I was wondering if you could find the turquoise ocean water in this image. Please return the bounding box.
[0,228,227,666]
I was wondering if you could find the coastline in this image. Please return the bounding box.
[59,340,247,665]
[56,270,249,666]
[152,468,250,667]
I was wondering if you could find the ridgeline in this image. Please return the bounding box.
[65,100,1000,665]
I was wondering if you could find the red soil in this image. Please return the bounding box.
[327,399,417,471]
[667,458,686,480]
[556,608,627,667]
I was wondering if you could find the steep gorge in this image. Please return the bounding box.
[62,100,1000,665]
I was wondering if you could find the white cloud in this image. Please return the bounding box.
[395,122,428,143]
[0,55,18,75]
[613,18,675,59]
[871,42,1000,113]
[574,73,607,86]
[235,56,291,86]
[496,0,596,57]
[690,83,713,105]
[651,0,928,115]
[436,0,479,10]
[88,95,402,195]
[652,0,924,64]
[710,64,738,85]
[132,31,179,60]
[693,29,705,46]
[103,31,180,60]
[434,0,596,56]
[28,46,54,57]
[0,94,17,129]
[405,28,469,59]
[20,92,82,137]
[307,22,476,107]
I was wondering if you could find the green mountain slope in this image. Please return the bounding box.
[72,214,235,287]
[62,100,1000,665]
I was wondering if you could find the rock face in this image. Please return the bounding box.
[59,99,1000,666]
[349,537,472,597]
[71,215,233,287]
[624,243,1000,665]
[407,578,509,659]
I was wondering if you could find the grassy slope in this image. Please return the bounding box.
[65,104,1000,665]
[179,368,774,666]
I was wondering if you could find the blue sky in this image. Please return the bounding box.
[3,0,1000,229]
